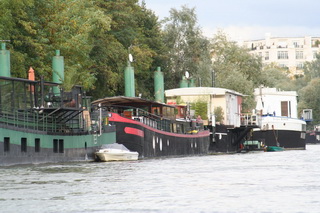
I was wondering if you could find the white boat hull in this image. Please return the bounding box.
[95,150,139,161]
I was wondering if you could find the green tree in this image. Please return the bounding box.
[88,0,164,99]
[296,54,320,123]
[191,100,208,120]
[0,0,36,78]
[298,78,320,124]
[211,31,263,111]
[214,106,224,124]
[260,64,291,89]
[303,54,320,82]
[33,0,111,91]
[0,0,111,91]
[162,5,212,89]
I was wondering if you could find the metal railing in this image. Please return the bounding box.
[240,113,261,127]
[110,106,172,132]
[0,108,87,134]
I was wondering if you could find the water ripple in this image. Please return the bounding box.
[1,145,320,213]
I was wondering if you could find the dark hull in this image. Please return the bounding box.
[306,131,320,144]
[0,144,96,166]
[252,129,306,149]
[0,126,116,166]
[111,121,210,158]
[209,124,245,153]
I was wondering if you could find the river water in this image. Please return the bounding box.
[1,144,320,213]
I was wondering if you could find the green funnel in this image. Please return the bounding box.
[0,43,11,77]
[52,50,64,94]
[154,67,164,103]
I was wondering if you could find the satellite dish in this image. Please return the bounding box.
[129,54,133,62]
[185,71,190,79]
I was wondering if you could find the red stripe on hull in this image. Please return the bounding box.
[109,112,210,138]
[124,127,144,137]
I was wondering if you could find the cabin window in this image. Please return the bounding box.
[4,137,10,152]
[171,123,177,133]
[53,139,58,153]
[59,139,64,153]
[35,138,40,152]
[177,124,184,133]
[21,138,27,152]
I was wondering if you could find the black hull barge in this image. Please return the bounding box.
[252,116,306,150]
[92,96,210,159]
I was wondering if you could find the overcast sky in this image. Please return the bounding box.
[142,0,320,41]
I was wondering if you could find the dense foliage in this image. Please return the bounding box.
[0,1,319,123]
[298,54,320,124]
[161,6,212,88]
[211,31,264,111]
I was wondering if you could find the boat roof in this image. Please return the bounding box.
[92,96,174,108]
[165,87,244,97]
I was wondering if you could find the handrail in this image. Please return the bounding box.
[109,105,197,133]
[0,107,88,134]
[240,113,262,127]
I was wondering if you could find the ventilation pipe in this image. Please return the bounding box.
[189,78,195,87]
[124,59,135,97]
[52,50,64,94]
[0,43,11,77]
[154,67,164,103]
[179,77,188,88]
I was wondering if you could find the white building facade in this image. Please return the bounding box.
[243,34,320,76]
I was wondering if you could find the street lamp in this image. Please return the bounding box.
[212,70,215,87]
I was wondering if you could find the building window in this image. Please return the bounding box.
[293,41,302,48]
[4,137,10,152]
[278,51,288,59]
[296,51,303,59]
[35,138,40,152]
[313,51,318,59]
[265,51,269,60]
[59,139,64,153]
[279,63,288,68]
[312,40,320,47]
[21,138,27,152]
[53,139,58,153]
[296,63,304,69]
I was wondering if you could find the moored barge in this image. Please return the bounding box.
[0,45,116,166]
[92,96,210,158]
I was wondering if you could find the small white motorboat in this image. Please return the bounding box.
[95,143,139,161]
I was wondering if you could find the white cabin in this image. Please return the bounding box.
[254,87,298,118]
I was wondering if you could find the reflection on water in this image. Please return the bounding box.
[1,145,320,213]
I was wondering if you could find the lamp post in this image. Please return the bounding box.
[212,70,215,87]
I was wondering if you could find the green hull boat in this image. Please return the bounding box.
[264,146,285,152]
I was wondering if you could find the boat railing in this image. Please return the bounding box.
[0,107,89,134]
[110,106,172,132]
[241,113,261,127]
